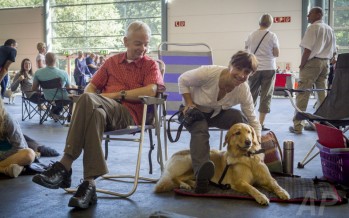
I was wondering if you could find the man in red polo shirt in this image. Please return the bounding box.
[32,21,164,209]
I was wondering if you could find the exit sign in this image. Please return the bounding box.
[274,16,291,23]
[100,50,109,55]
[175,21,185,27]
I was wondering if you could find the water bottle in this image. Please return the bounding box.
[283,140,294,175]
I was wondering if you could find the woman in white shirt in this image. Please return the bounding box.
[36,42,46,69]
[178,50,260,193]
[245,14,280,131]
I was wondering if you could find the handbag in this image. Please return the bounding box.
[261,131,283,173]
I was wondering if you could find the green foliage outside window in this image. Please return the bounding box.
[49,0,162,54]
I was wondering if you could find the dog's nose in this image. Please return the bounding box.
[245,140,251,146]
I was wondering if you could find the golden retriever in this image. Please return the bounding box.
[154,123,290,205]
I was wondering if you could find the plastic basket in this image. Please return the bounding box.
[316,142,349,186]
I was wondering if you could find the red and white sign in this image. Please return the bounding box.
[175,21,185,27]
[274,16,291,23]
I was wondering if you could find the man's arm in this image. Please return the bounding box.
[84,83,98,93]
[32,79,40,91]
[299,48,311,70]
[99,84,158,103]
[0,60,13,81]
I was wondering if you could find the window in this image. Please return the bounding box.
[49,0,162,54]
[332,0,349,53]
[309,0,349,54]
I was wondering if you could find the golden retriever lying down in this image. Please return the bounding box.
[154,123,290,205]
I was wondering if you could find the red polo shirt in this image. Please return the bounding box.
[91,52,164,125]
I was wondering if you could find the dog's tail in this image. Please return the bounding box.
[154,172,176,193]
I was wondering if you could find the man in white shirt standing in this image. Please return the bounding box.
[289,7,336,134]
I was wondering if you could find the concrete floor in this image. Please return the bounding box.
[1,96,348,218]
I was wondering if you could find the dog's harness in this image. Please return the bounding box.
[209,148,265,190]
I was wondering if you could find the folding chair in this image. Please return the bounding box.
[22,91,45,121]
[66,60,166,197]
[38,78,74,125]
[158,42,224,160]
[277,53,349,168]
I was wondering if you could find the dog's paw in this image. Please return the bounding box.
[255,194,269,205]
[179,182,193,190]
[277,189,291,200]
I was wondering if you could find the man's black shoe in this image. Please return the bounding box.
[32,162,72,189]
[195,161,215,194]
[68,181,97,209]
[262,125,270,131]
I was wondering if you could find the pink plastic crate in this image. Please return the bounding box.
[316,142,349,186]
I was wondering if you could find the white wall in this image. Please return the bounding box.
[167,0,302,72]
[0,7,44,72]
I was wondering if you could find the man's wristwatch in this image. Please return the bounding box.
[120,90,127,100]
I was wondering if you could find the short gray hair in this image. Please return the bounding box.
[259,14,273,28]
[125,21,151,38]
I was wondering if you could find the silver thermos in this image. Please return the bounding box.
[283,140,294,175]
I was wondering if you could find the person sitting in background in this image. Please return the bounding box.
[32,52,74,120]
[73,51,91,87]
[86,52,98,75]
[0,39,17,99]
[11,58,45,105]
[245,13,280,131]
[178,50,261,193]
[32,21,164,209]
[9,59,59,156]
[0,97,35,178]
[36,42,46,69]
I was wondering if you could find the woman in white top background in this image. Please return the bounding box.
[245,14,280,131]
[36,42,46,69]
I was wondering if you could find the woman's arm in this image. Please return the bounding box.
[10,73,23,92]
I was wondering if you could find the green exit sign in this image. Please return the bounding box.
[100,50,109,55]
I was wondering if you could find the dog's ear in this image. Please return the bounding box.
[250,125,260,148]
[223,126,234,147]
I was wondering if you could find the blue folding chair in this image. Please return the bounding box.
[158,42,224,159]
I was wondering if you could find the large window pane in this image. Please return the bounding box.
[49,0,162,54]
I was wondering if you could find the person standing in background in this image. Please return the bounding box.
[86,52,98,75]
[73,51,90,87]
[0,39,17,99]
[36,42,46,69]
[245,14,280,131]
[289,7,336,134]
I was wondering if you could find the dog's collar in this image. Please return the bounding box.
[246,148,265,157]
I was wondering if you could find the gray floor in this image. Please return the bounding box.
[1,96,348,218]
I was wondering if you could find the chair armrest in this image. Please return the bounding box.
[139,96,165,105]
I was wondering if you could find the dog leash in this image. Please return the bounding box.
[209,164,231,190]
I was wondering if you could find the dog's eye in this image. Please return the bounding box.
[235,131,241,135]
